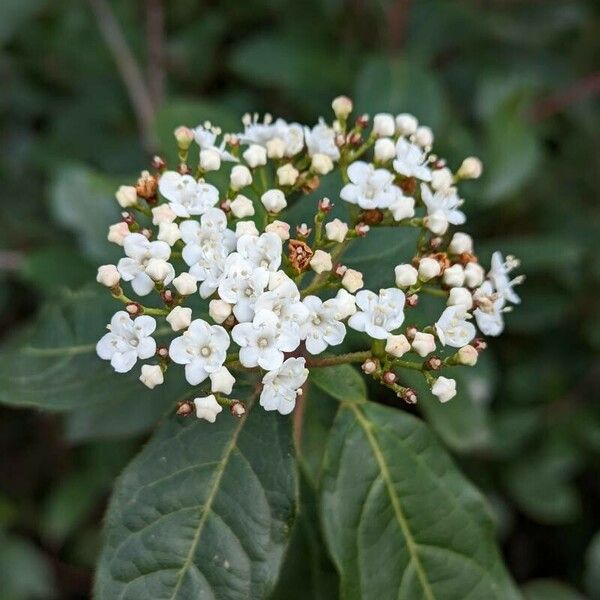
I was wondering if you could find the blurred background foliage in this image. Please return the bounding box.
[0,0,598,598]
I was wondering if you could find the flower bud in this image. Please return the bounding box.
[193,394,223,423]
[235,221,259,237]
[209,299,232,324]
[243,144,267,168]
[277,163,299,186]
[431,168,453,191]
[425,356,442,371]
[172,272,197,296]
[311,153,334,175]
[209,366,235,395]
[136,170,158,199]
[310,249,333,274]
[395,113,418,136]
[457,345,478,366]
[342,268,363,293]
[464,262,485,288]
[261,189,287,213]
[151,204,176,225]
[199,148,221,172]
[406,293,419,307]
[157,222,181,246]
[431,376,457,403]
[330,288,356,319]
[395,264,418,288]
[230,194,255,218]
[385,334,410,358]
[361,358,377,374]
[115,185,137,208]
[442,264,465,288]
[374,137,396,162]
[230,401,246,417]
[383,371,397,385]
[389,196,415,221]
[457,156,483,180]
[318,197,333,212]
[96,264,120,288]
[166,306,192,332]
[448,232,473,255]
[424,212,449,235]
[325,218,348,243]
[107,222,130,246]
[414,126,434,148]
[401,387,418,404]
[230,165,253,190]
[139,364,164,389]
[146,258,172,282]
[447,287,473,310]
[265,220,290,241]
[373,113,395,137]
[266,137,286,159]
[418,257,441,281]
[332,95,353,120]
[174,126,194,149]
[473,338,487,352]
[412,332,436,357]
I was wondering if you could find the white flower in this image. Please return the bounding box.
[393,138,431,181]
[139,364,163,389]
[237,232,282,271]
[115,185,137,208]
[166,306,192,332]
[447,287,473,310]
[332,96,353,120]
[311,153,334,175]
[96,264,120,288]
[261,189,287,213]
[340,161,401,210]
[209,299,232,324]
[151,204,177,225]
[169,319,230,385]
[442,264,465,288]
[431,376,457,403]
[489,251,522,304]
[199,148,221,172]
[414,126,434,148]
[108,222,130,245]
[418,257,441,281]
[431,167,453,191]
[193,395,223,423]
[304,120,340,160]
[96,311,156,373]
[230,194,255,218]
[373,113,396,137]
[310,250,332,274]
[235,221,259,237]
[265,220,290,241]
[341,268,363,293]
[301,295,346,354]
[157,222,181,246]
[424,212,448,235]
[239,117,304,157]
[145,258,175,284]
[395,113,418,136]
[266,137,286,159]
[457,156,483,180]
[464,262,485,288]
[411,332,436,357]
[193,124,237,162]
[158,171,219,217]
[277,163,299,186]
[374,138,396,162]
[230,165,253,190]
[421,183,466,226]
[260,357,308,415]
[389,195,415,221]
[325,218,348,243]
[457,345,478,366]
[474,281,505,336]
[385,334,410,358]
[243,144,267,167]
[395,264,418,288]
[348,288,405,339]
[172,272,197,296]
[117,233,173,295]
[218,256,270,322]
[448,232,473,255]
[232,310,298,370]
[435,305,476,348]
[327,288,356,320]
[209,366,235,395]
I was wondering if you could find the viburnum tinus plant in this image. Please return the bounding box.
[96,96,523,418]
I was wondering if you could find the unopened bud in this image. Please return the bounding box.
[318,197,333,213]
[332,95,353,120]
[230,401,246,418]
[157,345,169,359]
[355,222,370,237]
[151,155,166,171]
[405,293,419,307]
[126,302,141,316]
[425,356,442,371]
[382,371,397,385]
[361,358,377,375]
[473,338,487,352]
[400,387,418,404]
[136,170,157,200]
[176,401,194,416]
[174,126,194,150]
[405,325,418,341]
[355,114,369,129]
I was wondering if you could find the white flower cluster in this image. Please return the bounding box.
[95,96,523,422]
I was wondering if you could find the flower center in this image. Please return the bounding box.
[200,346,211,357]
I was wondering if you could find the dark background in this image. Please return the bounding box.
[0,1,598,598]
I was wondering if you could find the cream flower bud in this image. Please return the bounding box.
[166,306,192,332]
[235,221,259,237]
[342,268,363,293]
[96,264,120,288]
[431,376,457,403]
[418,257,441,281]
[151,204,177,225]
[243,144,267,168]
[322,219,346,244]
[172,272,197,296]
[230,165,253,190]
[331,288,356,319]
[412,332,436,357]
[424,212,449,235]
[448,232,473,255]
[447,287,473,310]
[277,163,299,186]
[265,220,290,241]
[464,262,485,288]
[431,168,453,191]
[261,189,287,213]
[414,126,434,148]
[193,394,223,423]
[374,138,396,162]
[107,222,130,245]
[332,95,353,120]
[146,258,172,282]
[199,148,221,172]
[174,126,194,149]
[266,137,286,159]
[115,185,137,208]
[395,264,418,288]
[457,345,478,366]
[395,113,418,136]
[209,366,235,395]
[139,364,164,389]
[373,113,395,137]
[442,264,465,288]
[157,222,181,246]
[457,156,483,180]
[389,196,415,221]
[385,334,410,358]
[209,299,232,324]
[311,153,334,175]
[310,249,333,274]
[230,194,255,218]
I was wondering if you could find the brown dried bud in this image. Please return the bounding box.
[125,302,142,316]
[400,387,418,404]
[161,289,174,305]
[429,252,451,273]
[122,212,136,226]
[458,252,478,266]
[230,401,246,418]
[361,209,383,225]
[399,176,417,196]
[425,356,443,371]
[151,155,166,171]
[318,197,333,213]
[405,294,419,307]
[382,371,397,385]
[289,239,314,273]
[347,132,362,146]
[156,345,169,359]
[176,401,194,416]
[220,199,232,213]
[302,175,320,194]
[354,222,370,237]
[222,314,236,330]
[405,325,418,341]
[136,170,158,200]
[355,114,369,129]
[473,338,487,352]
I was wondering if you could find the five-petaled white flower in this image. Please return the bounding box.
[474,281,506,336]
[340,161,402,209]
[158,171,219,217]
[348,288,406,339]
[304,120,340,160]
[420,183,466,226]
[393,138,432,181]
[169,319,230,385]
[489,251,522,304]
[96,311,156,373]
[236,232,282,271]
[117,233,174,296]
[435,305,476,348]
[193,124,238,162]
[300,295,347,354]
[239,117,304,157]
[260,357,308,415]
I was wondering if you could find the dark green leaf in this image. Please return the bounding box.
[309,364,366,404]
[522,579,586,600]
[584,532,600,600]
